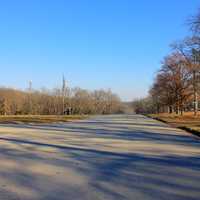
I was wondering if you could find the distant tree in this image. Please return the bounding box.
[0,98,8,115]
[132,97,155,114]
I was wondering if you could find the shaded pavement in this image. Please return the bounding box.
[0,115,200,200]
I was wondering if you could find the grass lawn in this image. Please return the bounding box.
[149,112,200,136]
[0,115,87,124]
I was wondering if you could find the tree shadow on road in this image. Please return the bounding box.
[0,136,200,200]
[0,114,200,199]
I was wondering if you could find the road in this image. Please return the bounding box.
[0,115,200,200]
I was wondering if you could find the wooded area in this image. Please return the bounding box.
[133,8,200,116]
[0,84,123,115]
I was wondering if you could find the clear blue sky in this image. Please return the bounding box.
[0,0,199,101]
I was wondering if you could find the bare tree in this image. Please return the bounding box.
[172,39,200,115]
[149,52,192,115]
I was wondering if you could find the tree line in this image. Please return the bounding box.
[0,83,123,115]
[133,8,200,115]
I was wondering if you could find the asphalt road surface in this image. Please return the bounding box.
[0,115,200,200]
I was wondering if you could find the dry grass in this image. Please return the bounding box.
[149,112,200,133]
[0,115,87,124]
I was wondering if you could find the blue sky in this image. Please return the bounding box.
[0,0,199,101]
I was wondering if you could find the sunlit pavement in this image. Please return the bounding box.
[0,115,200,200]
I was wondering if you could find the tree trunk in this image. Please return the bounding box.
[193,70,198,116]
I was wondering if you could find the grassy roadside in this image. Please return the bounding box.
[0,115,88,124]
[148,112,200,137]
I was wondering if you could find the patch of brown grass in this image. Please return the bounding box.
[149,112,200,135]
[0,115,87,124]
